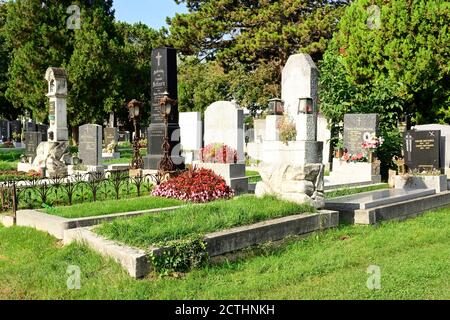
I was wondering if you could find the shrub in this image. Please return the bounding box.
[200,143,237,164]
[152,167,234,203]
[277,115,296,145]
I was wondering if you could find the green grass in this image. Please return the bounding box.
[102,148,147,165]
[96,195,315,248]
[42,196,183,219]
[246,170,262,183]
[0,207,449,299]
[0,160,18,171]
[326,183,389,199]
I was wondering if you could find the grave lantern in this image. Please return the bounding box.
[158,91,177,173]
[268,98,284,116]
[127,99,144,170]
[298,97,314,114]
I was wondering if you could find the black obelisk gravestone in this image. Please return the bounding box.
[144,47,184,170]
[403,130,441,172]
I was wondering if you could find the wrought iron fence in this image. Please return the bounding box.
[0,170,170,215]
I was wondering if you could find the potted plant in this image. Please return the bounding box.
[334,139,344,158]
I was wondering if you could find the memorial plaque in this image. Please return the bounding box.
[78,124,102,166]
[404,130,441,172]
[24,132,41,158]
[145,47,184,170]
[104,127,118,147]
[343,114,379,154]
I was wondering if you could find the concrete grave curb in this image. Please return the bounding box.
[64,210,339,278]
[13,205,184,240]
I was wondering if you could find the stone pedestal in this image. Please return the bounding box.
[195,162,248,195]
[329,158,381,184]
[262,141,323,165]
[394,174,447,193]
[265,115,282,141]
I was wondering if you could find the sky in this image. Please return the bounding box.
[113,0,188,30]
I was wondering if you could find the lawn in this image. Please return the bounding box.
[42,196,183,219]
[96,195,315,248]
[0,207,449,299]
[246,170,262,183]
[102,148,147,165]
[326,183,389,199]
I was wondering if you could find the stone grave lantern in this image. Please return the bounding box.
[267,98,284,116]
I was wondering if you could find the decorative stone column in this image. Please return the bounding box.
[45,68,69,142]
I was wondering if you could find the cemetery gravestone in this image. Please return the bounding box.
[45,67,69,142]
[79,124,102,166]
[26,121,37,132]
[145,47,184,170]
[204,101,245,162]
[37,124,49,142]
[104,127,119,148]
[9,121,22,141]
[343,114,379,155]
[404,130,441,172]
[414,124,450,169]
[24,132,42,158]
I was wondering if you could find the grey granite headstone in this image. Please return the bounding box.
[24,132,42,158]
[104,127,119,147]
[404,130,441,172]
[414,124,450,169]
[343,114,379,154]
[26,121,37,132]
[37,124,49,142]
[79,124,102,166]
[9,120,22,141]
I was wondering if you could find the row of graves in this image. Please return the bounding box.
[13,48,450,219]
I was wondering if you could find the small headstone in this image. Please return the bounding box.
[24,132,42,158]
[404,130,441,172]
[414,124,450,169]
[343,114,379,155]
[204,101,244,162]
[26,121,37,132]
[9,120,22,141]
[79,124,102,166]
[104,127,119,148]
[37,124,49,142]
[179,112,202,151]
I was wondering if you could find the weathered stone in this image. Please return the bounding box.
[79,124,102,166]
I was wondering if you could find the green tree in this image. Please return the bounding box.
[327,0,449,125]
[171,0,350,110]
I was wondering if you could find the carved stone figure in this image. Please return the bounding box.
[32,141,69,177]
[255,163,325,208]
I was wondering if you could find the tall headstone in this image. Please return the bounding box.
[404,130,441,172]
[343,114,379,155]
[104,127,119,148]
[79,124,102,166]
[144,47,184,170]
[24,132,42,158]
[45,67,68,142]
[204,101,245,162]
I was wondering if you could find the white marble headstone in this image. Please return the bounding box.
[179,112,203,151]
[204,101,244,162]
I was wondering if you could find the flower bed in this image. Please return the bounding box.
[152,167,234,202]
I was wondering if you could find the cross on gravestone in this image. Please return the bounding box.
[144,47,184,170]
[403,130,441,173]
[343,114,379,155]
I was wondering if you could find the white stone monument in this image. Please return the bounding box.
[179,112,203,164]
[204,101,244,162]
[256,54,325,208]
[45,68,69,142]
